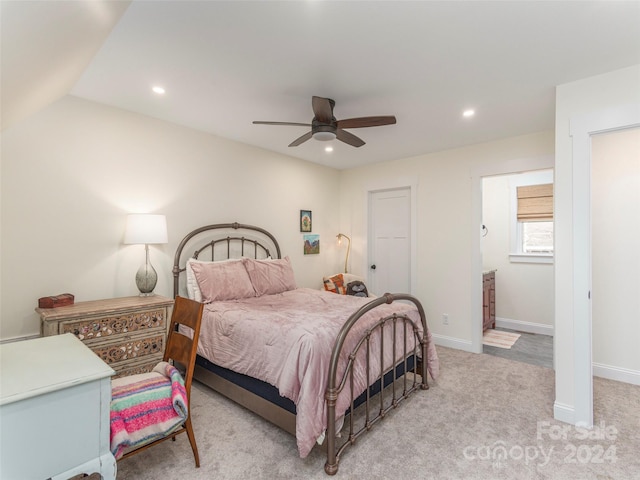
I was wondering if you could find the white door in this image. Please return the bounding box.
[368,187,411,295]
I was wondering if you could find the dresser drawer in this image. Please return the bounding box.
[58,308,167,341]
[110,353,164,378]
[89,330,165,365]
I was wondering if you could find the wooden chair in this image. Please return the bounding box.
[118,296,204,467]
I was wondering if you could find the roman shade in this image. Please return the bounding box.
[517,183,553,221]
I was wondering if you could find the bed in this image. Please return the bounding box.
[172,222,439,475]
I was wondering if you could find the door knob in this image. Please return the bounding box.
[370,264,376,270]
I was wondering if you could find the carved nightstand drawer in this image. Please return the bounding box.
[37,296,173,378]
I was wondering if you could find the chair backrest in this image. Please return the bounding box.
[164,296,204,398]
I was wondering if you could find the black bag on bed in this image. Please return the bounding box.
[346,281,369,298]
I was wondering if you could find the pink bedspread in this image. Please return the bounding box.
[197,287,439,458]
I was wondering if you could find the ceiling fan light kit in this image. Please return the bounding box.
[313,131,336,141]
[253,96,396,148]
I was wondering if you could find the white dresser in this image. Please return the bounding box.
[0,333,116,480]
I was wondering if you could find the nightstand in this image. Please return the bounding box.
[37,295,173,378]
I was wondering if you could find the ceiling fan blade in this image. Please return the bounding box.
[335,128,365,147]
[253,121,311,127]
[312,96,334,124]
[337,116,397,129]
[288,131,313,147]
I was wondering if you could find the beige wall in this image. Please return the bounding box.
[1,95,342,340]
[339,131,555,347]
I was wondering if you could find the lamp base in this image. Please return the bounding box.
[135,261,158,296]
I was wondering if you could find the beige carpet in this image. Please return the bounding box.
[115,347,640,479]
[483,329,521,349]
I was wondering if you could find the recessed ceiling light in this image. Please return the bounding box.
[325,146,334,153]
[463,109,475,118]
[152,86,166,95]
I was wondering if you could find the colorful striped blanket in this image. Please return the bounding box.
[110,361,188,459]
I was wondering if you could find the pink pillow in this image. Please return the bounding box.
[244,257,297,296]
[190,260,256,302]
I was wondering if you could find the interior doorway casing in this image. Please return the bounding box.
[471,155,554,354]
[567,103,640,427]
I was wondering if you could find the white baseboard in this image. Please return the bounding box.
[495,317,554,336]
[593,362,640,386]
[431,333,475,353]
[554,401,575,425]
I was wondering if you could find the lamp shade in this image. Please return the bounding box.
[124,214,168,245]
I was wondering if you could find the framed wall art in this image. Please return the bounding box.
[300,210,312,232]
[303,234,319,255]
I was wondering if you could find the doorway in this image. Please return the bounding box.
[564,103,640,427]
[591,128,640,382]
[481,171,555,368]
[470,155,554,355]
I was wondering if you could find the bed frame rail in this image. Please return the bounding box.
[325,293,428,475]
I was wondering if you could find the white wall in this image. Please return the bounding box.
[340,131,555,349]
[555,64,640,422]
[482,172,554,332]
[592,127,640,374]
[1,95,343,341]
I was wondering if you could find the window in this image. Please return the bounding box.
[517,183,553,254]
[522,221,554,254]
[509,173,554,263]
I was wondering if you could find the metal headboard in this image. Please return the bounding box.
[172,222,282,298]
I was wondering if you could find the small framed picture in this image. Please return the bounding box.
[303,234,320,255]
[300,210,312,232]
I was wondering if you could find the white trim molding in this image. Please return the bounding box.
[593,363,640,386]
[431,333,474,353]
[554,401,575,425]
[509,253,554,264]
[495,317,554,336]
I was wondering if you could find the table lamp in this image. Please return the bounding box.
[124,214,168,296]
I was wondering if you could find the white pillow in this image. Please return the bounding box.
[185,258,203,301]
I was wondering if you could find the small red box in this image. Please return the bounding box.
[38,293,75,309]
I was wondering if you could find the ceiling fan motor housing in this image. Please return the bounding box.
[312,120,337,141]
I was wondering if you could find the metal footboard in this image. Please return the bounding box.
[324,293,429,475]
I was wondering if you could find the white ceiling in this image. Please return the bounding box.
[4,1,640,170]
[0,0,130,130]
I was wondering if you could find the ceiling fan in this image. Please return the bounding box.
[253,96,396,148]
